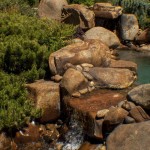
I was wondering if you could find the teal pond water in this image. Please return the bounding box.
[117,50,150,85]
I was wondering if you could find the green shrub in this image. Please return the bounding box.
[0,12,75,82]
[68,0,95,6]
[0,0,38,16]
[0,71,41,131]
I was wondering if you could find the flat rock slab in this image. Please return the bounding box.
[127,84,150,110]
[109,60,137,72]
[106,121,150,150]
[89,67,136,89]
[64,89,126,139]
[65,90,125,114]
[93,3,123,19]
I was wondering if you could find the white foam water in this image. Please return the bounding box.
[61,112,84,150]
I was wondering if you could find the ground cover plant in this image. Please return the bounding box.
[0,12,75,132]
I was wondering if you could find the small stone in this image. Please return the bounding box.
[79,88,88,94]
[83,66,90,72]
[82,71,93,81]
[122,101,132,111]
[88,86,95,92]
[72,92,81,97]
[89,81,95,87]
[81,63,94,68]
[63,63,75,71]
[96,109,109,118]
[100,145,106,150]
[51,75,62,82]
[124,116,135,124]
[76,65,83,72]
[118,100,136,110]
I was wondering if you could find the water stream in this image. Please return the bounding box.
[117,50,150,84]
[57,111,84,150]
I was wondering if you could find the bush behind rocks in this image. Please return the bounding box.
[0,12,75,82]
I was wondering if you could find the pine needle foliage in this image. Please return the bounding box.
[0,12,75,82]
[68,0,95,6]
[0,71,41,131]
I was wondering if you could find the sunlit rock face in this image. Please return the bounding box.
[26,80,60,123]
[88,67,136,89]
[49,39,111,75]
[84,27,121,48]
[38,0,68,21]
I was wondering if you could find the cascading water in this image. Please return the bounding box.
[57,111,84,150]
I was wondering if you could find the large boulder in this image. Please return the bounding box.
[93,3,123,19]
[84,27,120,48]
[38,0,68,21]
[120,14,139,41]
[26,80,60,123]
[62,4,95,29]
[106,121,150,150]
[135,28,150,44]
[49,39,111,75]
[127,84,150,110]
[61,68,88,95]
[88,67,136,89]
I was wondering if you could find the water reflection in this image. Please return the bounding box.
[117,50,150,84]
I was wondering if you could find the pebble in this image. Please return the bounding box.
[63,63,75,70]
[82,72,93,81]
[118,100,136,111]
[88,86,95,92]
[83,66,90,72]
[96,109,109,118]
[79,88,88,94]
[124,116,135,124]
[76,65,83,72]
[81,63,93,68]
[89,81,95,87]
[72,92,81,97]
[51,75,62,82]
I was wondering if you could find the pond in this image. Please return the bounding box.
[117,50,150,85]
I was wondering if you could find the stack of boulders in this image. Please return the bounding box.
[38,0,150,51]
[16,0,150,149]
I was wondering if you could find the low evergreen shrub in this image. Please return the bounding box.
[0,12,75,132]
[68,0,95,6]
[0,12,75,82]
[0,71,41,131]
